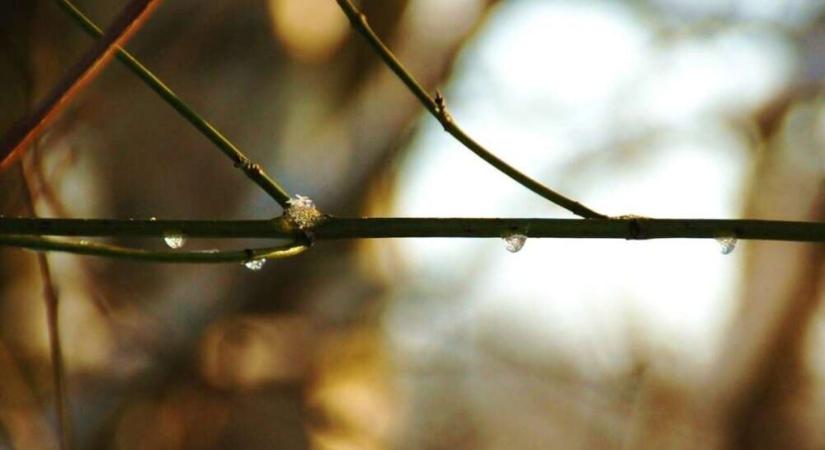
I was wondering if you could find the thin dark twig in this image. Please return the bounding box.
[0,0,162,174]
[335,0,606,219]
[54,0,292,207]
[18,165,72,450]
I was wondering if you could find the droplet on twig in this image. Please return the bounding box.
[503,234,527,253]
[163,233,186,249]
[715,236,737,255]
[243,258,266,271]
[285,194,322,229]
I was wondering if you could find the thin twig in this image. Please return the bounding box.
[0,217,822,243]
[53,0,292,208]
[0,235,308,263]
[0,0,162,174]
[335,0,607,219]
[18,166,72,450]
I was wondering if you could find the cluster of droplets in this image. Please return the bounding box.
[715,236,737,255]
[285,195,322,230]
[503,233,527,253]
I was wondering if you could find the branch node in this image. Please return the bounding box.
[302,230,316,246]
[233,156,248,168]
[284,195,323,228]
[434,90,446,111]
[434,90,453,129]
[615,215,650,240]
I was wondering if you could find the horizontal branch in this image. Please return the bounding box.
[0,217,822,241]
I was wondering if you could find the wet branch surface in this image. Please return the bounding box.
[0,216,822,262]
[0,0,821,266]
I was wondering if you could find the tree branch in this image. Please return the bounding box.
[53,0,292,208]
[335,0,607,219]
[0,217,821,243]
[0,233,307,263]
[19,166,72,450]
[0,0,161,174]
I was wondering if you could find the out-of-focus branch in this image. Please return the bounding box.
[730,243,825,450]
[0,0,162,174]
[19,165,72,450]
[335,0,607,219]
[53,0,292,208]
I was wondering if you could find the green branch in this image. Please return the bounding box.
[335,0,606,219]
[0,233,308,263]
[54,0,292,208]
[0,217,822,241]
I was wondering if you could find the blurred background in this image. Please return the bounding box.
[0,0,823,449]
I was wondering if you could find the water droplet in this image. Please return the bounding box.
[149,217,157,221]
[716,236,737,255]
[163,233,186,249]
[243,258,266,271]
[503,234,527,253]
[285,194,322,229]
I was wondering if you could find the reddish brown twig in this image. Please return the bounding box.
[0,0,163,174]
[18,163,72,450]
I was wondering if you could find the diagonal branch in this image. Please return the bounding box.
[54,0,292,208]
[0,0,162,174]
[335,0,607,219]
[19,165,72,450]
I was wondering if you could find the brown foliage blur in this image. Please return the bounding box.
[0,1,823,449]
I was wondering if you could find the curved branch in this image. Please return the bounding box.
[335,0,606,219]
[0,234,308,263]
